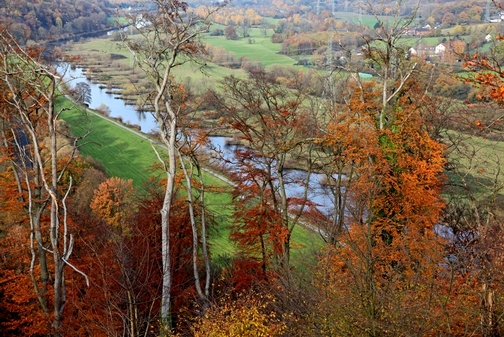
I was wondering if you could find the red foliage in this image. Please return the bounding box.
[229,257,268,292]
[62,180,207,335]
[229,150,288,262]
[0,226,51,336]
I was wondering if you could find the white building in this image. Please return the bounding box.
[435,43,446,55]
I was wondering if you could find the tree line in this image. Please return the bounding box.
[0,0,114,44]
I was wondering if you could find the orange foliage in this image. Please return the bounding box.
[90,177,136,236]
[312,80,448,335]
[0,226,51,336]
[465,54,504,107]
[191,292,286,337]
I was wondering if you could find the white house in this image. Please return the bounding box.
[435,43,446,55]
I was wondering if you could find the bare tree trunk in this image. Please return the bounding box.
[0,29,88,333]
[197,165,211,300]
[159,118,176,326]
[481,282,499,337]
[178,149,208,302]
[122,1,222,328]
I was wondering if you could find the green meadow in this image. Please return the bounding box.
[204,25,299,67]
[332,11,389,28]
[57,97,157,187]
[443,130,504,200]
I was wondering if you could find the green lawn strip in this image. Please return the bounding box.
[261,17,280,25]
[401,36,441,47]
[68,37,131,60]
[58,97,156,187]
[290,221,323,270]
[58,96,322,262]
[332,11,388,28]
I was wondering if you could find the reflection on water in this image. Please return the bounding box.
[209,136,336,216]
[60,65,158,132]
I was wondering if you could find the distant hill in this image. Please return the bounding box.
[0,0,115,43]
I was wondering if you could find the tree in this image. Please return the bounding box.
[0,225,52,336]
[73,82,91,106]
[225,25,238,40]
[65,185,162,336]
[90,177,135,236]
[361,0,419,130]
[240,20,250,38]
[452,25,465,36]
[308,2,449,334]
[442,12,456,27]
[0,28,88,333]
[122,0,223,328]
[458,12,469,24]
[311,77,447,336]
[469,5,483,22]
[212,66,314,275]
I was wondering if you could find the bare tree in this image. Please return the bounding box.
[121,0,224,328]
[359,0,420,130]
[212,66,314,274]
[73,82,92,106]
[0,28,88,333]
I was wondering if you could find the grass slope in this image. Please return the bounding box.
[58,97,157,188]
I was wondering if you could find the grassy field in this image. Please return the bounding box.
[332,11,388,28]
[58,97,158,187]
[444,130,504,200]
[204,25,300,67]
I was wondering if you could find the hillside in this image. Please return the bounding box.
[0,0,114,43]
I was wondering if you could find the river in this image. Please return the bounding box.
[61,64,337,217]
[209,137,336,216]
[61,65,158,133]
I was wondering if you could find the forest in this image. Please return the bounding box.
[2,0,504,336]
[0,0,115,43]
